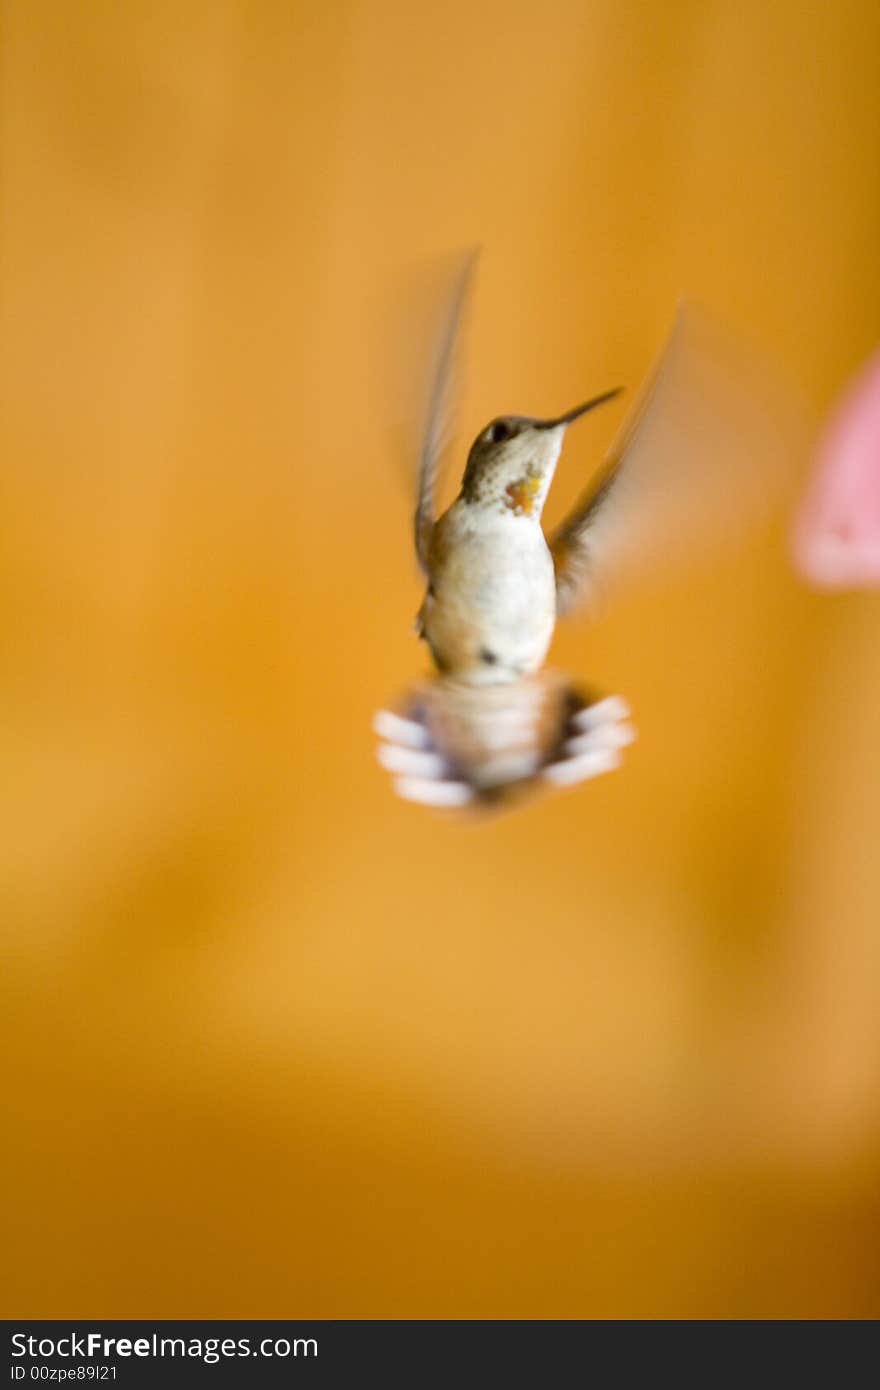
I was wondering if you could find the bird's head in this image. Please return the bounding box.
[460,389,621,519]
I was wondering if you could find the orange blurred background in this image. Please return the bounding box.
[2,0,880,1318]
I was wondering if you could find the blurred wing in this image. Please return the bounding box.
[550,302,810,614]
[413,248,479,571]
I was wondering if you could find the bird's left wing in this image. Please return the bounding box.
[550,302,810,614]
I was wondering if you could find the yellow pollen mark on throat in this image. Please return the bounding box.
[505,472,541,516]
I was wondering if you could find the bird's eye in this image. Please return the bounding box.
[488,421,512,443]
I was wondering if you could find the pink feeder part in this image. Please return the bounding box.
[793,348,880,589]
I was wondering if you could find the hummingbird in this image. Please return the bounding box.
[414,389,622,686]
[376,255,806,809]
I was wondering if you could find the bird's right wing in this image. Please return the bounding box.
[413,249,479,572]
[550,303,810,614]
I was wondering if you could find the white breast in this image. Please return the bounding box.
[422,503,557,684]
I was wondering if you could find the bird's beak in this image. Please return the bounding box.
[535,387,622,429]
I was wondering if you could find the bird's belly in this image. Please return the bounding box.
[422,530,556,684]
